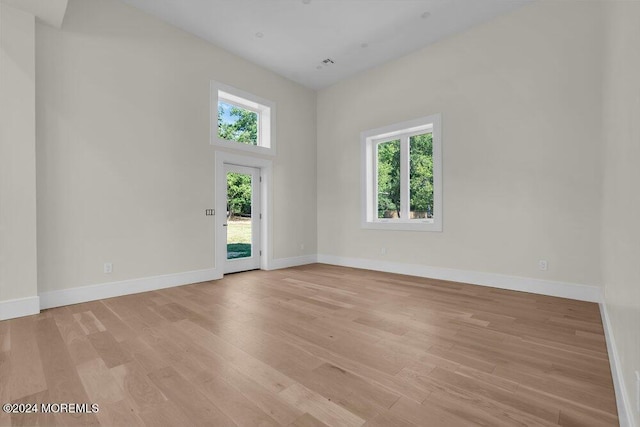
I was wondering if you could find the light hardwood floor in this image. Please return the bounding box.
[0,264,618,426]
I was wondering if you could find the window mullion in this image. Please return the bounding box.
[400,134,410,220]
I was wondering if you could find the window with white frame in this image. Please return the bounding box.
[361,114,442,231]
[211,81,276,155]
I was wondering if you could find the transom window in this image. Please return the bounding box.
[362,114,442,231]
[211,81,276,155]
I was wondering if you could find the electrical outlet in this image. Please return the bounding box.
[381,247,387,255]
[104,262,113,274]
[538,260,548,271]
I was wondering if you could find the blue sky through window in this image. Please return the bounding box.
[219,101,238,125]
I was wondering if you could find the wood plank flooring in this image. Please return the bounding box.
[0,264,619,426]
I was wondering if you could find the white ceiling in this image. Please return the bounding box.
[119,0,532,89]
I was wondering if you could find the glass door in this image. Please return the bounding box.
[223,165,261,274]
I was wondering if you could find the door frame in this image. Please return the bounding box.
[215,151,272,274]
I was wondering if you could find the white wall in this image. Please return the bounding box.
[1,0,68,28]
[602,1,640,426]
[36,0,316,293]
[317,1,604,289]
[0,4,38,313]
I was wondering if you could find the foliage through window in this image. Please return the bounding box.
[377,140,400,218]
[409,133,434,218]
[362,114,442,231]
[218,102,258,145]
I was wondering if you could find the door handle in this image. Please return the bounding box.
[222,224,228,227]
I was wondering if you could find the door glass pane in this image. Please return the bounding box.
[409,133,434,219]
[227,172,252,259]
[377,140,401,218]
[218,101,259,145]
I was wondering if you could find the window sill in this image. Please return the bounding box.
[361,220,442,232]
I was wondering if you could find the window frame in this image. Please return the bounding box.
[210,81,276,155]
[361,114,442,232]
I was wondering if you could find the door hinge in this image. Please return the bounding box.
[259,176,262,183]
[259,250,262,256]
[259,213,262,219]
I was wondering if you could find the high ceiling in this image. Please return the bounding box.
[119,0,532,89]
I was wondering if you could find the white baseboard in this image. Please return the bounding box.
[600,302,635,427]
[316,254,603,303]
[0,296,40,321]
[39,268,222,310]
[267,254,318,271]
